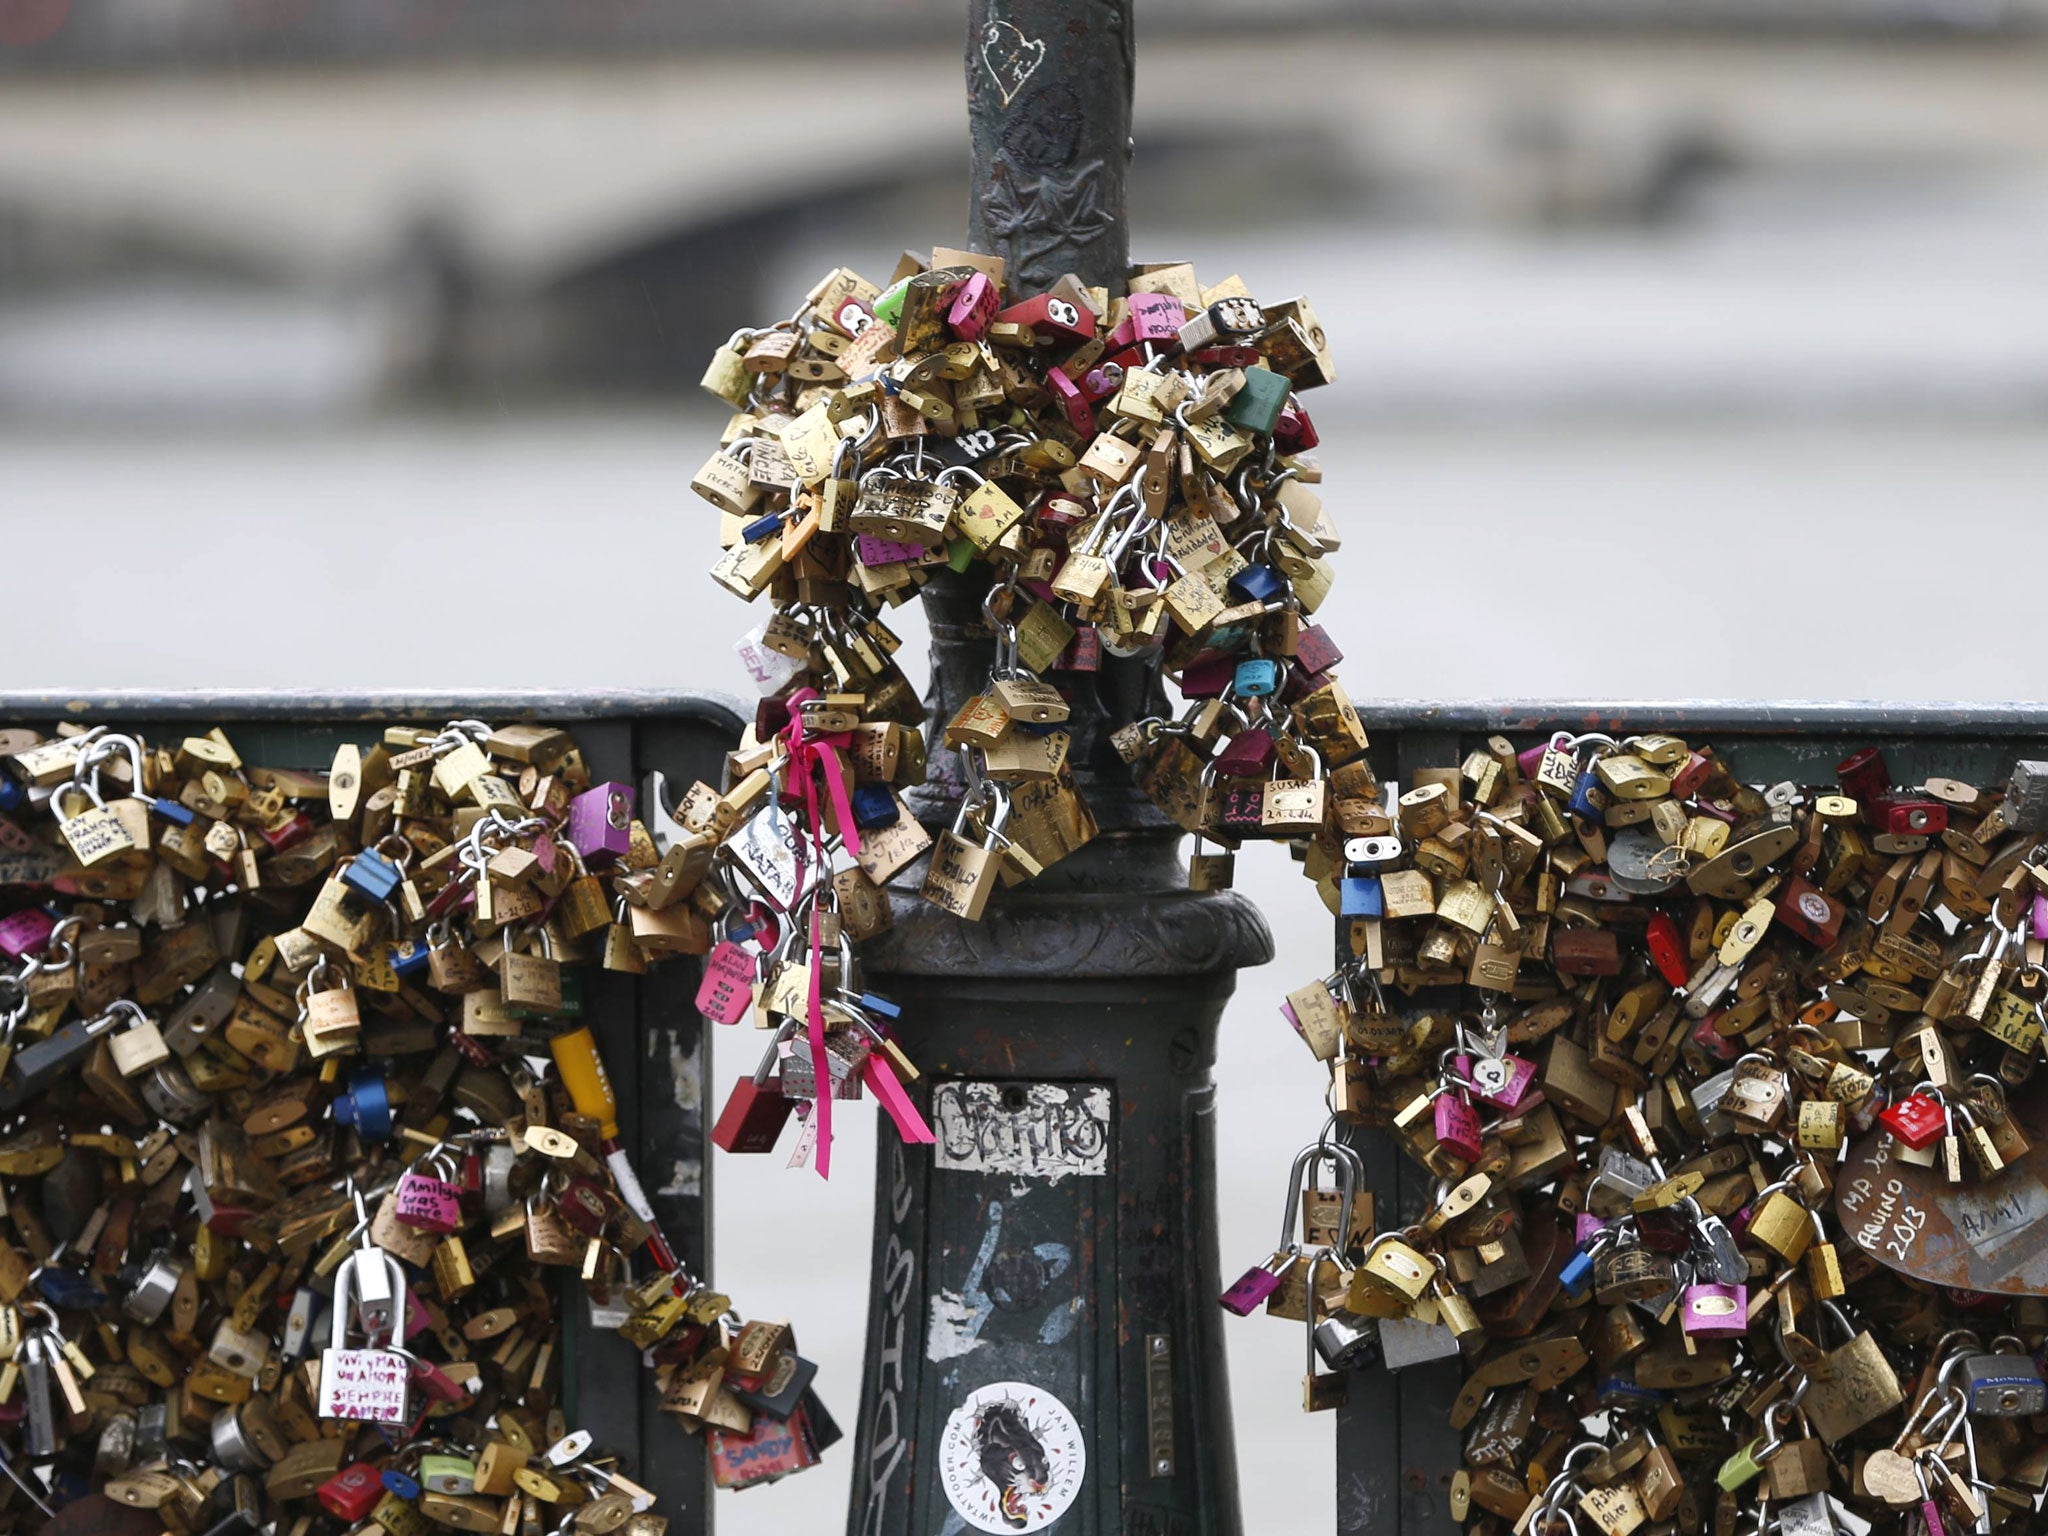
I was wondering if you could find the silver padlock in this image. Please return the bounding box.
[1958,1351,2046,1417]
[1312,1309,1381,1372]
[1377,1315,1460,1371]
[123,1251,183,1325]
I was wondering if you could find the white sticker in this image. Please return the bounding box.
[938,1381,1085,1533]
[934,1083,1110,1182]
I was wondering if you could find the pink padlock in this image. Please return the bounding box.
[1126,291,1186,344]
[1221,1257,1290,1316]
[2032,892,2048,942]
[393,1154,464,1234]
[696,941,758,1026]
[1457,1052,1539,1112]
[1046,368,1095,436]
[1574,1213,1608,1248]
[1680,1282,1748,1338]
[0,909,54,961]
[1434,1092,1484,1164]
[945,272,998,341]
[1690,1013,1743,1061]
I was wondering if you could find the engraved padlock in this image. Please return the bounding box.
[394,1146,465,1235]
[316,1247,412,1425]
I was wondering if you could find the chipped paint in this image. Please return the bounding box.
[927,1200,1004,1362]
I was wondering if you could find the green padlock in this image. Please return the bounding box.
[420,1454,479,1497]
[1715,1436,1771,1493]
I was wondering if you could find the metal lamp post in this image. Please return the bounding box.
[846,7,1274,1534]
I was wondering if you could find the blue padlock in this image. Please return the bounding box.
[1595,1375,1664,1413]
[1568,767,1606,820]
[1559,1245,1597,1299]
[1339,876,1383,919]
[388,937,431,978]
[332,1069,393,1140]
[382,1470,423,1500]
[150,796,194,826]
[1228,564,1285,605]
[850,781,899,830]
[1233,658,1281,698]
[741,511,785,545]
[859,991,902,1021]
[37,1267,107,1312]
[341,849,403,906]
[0,777,20,813]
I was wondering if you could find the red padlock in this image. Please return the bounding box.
[1646,912,1690,988]
[1878,1091,1947,1151]
[1774,877,1844,948]
[1434,1091,1484,1164]
[1213,729,1276,779]
[1836,747,1891,807]
[994,291,1096,342]
[319,1463,386,1522]
[1868,797,1948,838]
[713,1035,800,1155]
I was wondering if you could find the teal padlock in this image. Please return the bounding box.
[1224,367,1291,436]
[1234,658,1281,698]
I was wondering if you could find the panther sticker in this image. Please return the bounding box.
[937,1381,1085,1532]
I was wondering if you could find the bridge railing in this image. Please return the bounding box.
[1332,699,2048,1535]
[0,690,744,1536]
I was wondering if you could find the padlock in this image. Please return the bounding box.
[712,1021,801,1154]
[919,781,1011,922]
[317,1247,412,1424]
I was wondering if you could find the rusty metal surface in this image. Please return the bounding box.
[1837,1087,2048,1294]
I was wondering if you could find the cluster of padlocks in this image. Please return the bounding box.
[694,250,1344,1170]
[696,248,2048,1534]
[0,718,832,1531]
[1205,735,2048,1535]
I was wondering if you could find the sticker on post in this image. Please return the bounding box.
[934,1082,1110,1182]
[938,1381,1085,1533]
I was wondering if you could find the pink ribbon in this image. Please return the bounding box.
[864,1056,936,1146]
[779,689,864,1179]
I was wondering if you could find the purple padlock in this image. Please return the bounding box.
[1574,1213,1607,1248]
[1680,1282,1748,1338]
[2033,892,2048,942]
[1221,1256,1289,1316]
[393,1162,463,1234]
[1213,729,1275,778]
[857,533,927,568]
[696,941,758,1026]
[566,781,635,867]
[1434,1092,1484,1164]
[0,908,55,961]
[1178,657,1235,699]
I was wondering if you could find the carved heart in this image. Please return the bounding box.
[980,19,1046,108]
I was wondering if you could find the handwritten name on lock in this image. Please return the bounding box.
[321,1350,409,1422]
